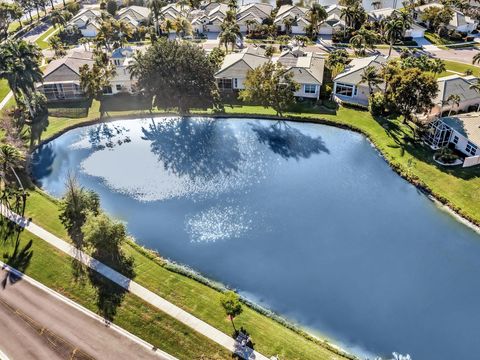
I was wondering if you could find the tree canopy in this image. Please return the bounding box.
[129,39,220,113]
[240,62,299,117]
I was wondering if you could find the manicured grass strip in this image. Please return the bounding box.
[35,26,59,50]
[0,232,231,360]
[0,80,11,103]
[437,60,480,78]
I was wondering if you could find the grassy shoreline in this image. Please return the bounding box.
[4,100,479,360]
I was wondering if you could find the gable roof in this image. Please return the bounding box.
[43,51,95,81]
[277,50,325,84]
[435,74,480,105]
[238,3,272,18]
[215,48,269,77]
[441,114,480,146]
[334,55,387,84]
[274,4,308,25]
[117,5,151,20]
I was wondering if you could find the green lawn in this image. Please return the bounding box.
[1,231,231,360]
[35,25,59,50]
[436,60,480,78]
[0,80,11,103]
[5,98,480,360]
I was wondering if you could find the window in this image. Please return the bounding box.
[304,84,317,94]
[217,78,233,90]
[234,78,238,89]
[466,142,478,156]
[335,83,354,97]
[452,135,459,144]
[116,84,122,91]
[103,86,113,94]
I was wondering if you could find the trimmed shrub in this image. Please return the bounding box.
[369,92,386,116]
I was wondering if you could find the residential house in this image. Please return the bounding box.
[192,3,229,33]
[214,47,269,91]
[431,74,480,117]
[116,6,151,27]
[214,47,325,99]
[414,3,478,33]
[237,3,273,33]
[368,7,426,37]
[274,5,310,34]
[425,114,480,161]
[319,0,403,12]
[107,47,136,95]
[68,8,102,37]
[332,54,388,107]
[37,51,95,101]
[277,48,325,99]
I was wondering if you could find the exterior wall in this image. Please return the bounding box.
[44,65,80,83]
[38,83,85,101]
[80,24,98,37]
[291,25,306,34]
[318,25,333,35]
[216,60,251,79]
[294,83,320,99]
[406,27,425,37]
[333,81,370,106]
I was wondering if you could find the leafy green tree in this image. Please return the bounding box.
[0,2,23,40]
[48,35,66,58]
[173,16,192,38]
[385,66,438,124]
[106,0,117,16]
[240,62,299,117]
[79,62,116,101]
[82,211,135,321]
[421,6,454,33]
[220,291,243,332]
[326,48,349,76]
[207,47,225,70]
[349,26,378,55]
[130,39,220,113]
[59,174,100,248]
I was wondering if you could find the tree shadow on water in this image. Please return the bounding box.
[250,121,329,160]
[141,117,242,180]
[87,123,131,150]
[30,143,56,181]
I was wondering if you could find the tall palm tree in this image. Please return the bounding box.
[0,144,24,186]
[472,52,480,65]
[446,94,461,117]
[283,17,294,36]
[147,0,163,35]
[0,40,43,110]
[469,82,480,111]
[349,27,378,56]
[50,9,66,28]
[173,16,192,38]
[359,65,382,95]
[308,3,327,39]
[219,25,239,53]
[245,19,257,36]
[384,17,404,57]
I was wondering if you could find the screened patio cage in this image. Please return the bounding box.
[424,119,453,150]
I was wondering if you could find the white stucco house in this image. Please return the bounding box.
[214,47,325,100]
[116,6,151,26]
[425,114,480,164]
[368,7,426,37]
[237,3,273,33]
[332,54,388,107]
[414,3,478,33]
[68,9,102,37]
[37,50,95,101]
[106,47,136,95]
[274,5,309,34]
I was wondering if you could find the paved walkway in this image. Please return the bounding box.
[0,91,13,110]
[0,206,270,360]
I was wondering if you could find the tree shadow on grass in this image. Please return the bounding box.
[88,249,136,323]
[231,327,256,359]
[1,238,33,288]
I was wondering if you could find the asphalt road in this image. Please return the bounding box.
[0,269,171,360]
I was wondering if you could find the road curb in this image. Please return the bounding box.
[0,261,178,360]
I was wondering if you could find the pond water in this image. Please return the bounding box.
[32,117,480,360]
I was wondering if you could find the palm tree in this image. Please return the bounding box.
[469,82,480,111]
[245,19,257,36]
[48,35,66,58]
[472,52,480,65]
[219,25,238,53]
[430,58,445,75]
[0,40,43,111]
[0,144,24,186]
[349,27,378,56]
[174,16,192,38]
[384,17,404,57]
[446,94,461,117]
[147,0,163,35]
[359,65,382,95]
[308,3,327,39]
[116,20,134,47]
[25,91,49,149]
[50,9,66,28]
[283,17,294,36]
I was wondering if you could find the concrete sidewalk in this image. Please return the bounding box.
[0,205,270,360]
